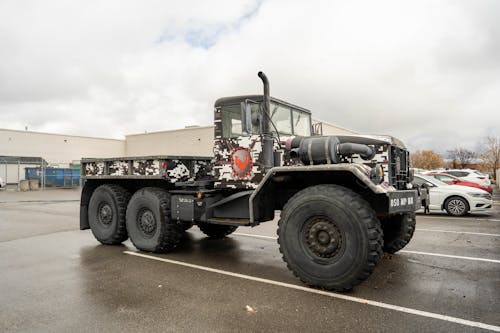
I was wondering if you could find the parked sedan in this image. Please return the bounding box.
[444,169,491,188]
[412,175,492,216]
[425,172,492,194]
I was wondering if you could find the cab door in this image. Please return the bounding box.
[212,103,264,189]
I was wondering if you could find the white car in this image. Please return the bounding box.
[442,169,491,188]
[413,174,492,216]
[0,176,5,189]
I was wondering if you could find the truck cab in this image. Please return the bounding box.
[213,95,312,190]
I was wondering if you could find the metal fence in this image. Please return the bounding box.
[0,156,80,190]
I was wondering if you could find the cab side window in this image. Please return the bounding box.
[221,104,260,138]
[222,105,242,137]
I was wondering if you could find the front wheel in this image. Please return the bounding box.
[381,212,416,254]
[278,184,383,291]
[444,196,469,216]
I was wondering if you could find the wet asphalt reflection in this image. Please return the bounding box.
[0,189,499,332]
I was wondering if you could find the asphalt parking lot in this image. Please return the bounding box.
[1,188,499,332]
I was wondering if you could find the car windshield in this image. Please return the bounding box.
[416,175,448,187]
[434,174,458,182]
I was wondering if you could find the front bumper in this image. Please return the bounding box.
[469,198,493,212]
[387,190,418,214]
[372,189,419,215]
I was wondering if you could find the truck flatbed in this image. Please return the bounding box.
[82,155,212,182]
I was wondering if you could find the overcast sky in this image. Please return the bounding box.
[0,0,499,154]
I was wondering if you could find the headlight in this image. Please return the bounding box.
[469,193,492,200]
[370,164,384,184]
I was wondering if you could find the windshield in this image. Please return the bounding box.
[221,102,311,138]
[292,110,311,136]
[270,103,292,135]
[270,102,311,136]
[416,175,447,187]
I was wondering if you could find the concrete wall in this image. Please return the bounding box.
[125,126,214,157]
[0,129,125,164]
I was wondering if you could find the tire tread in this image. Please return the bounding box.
[277,184,383,291]
[89,184,130,245]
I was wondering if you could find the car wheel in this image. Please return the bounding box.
[444,196,469,216]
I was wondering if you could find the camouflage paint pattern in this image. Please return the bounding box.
[85,162,105,176]
[82,158,212,184]
[133,160,160,176]
[213,135,264,189]
[109,161,129,176]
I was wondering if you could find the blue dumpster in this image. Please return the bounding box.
[25,167,80,187]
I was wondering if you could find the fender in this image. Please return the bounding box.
[249,164,410,224]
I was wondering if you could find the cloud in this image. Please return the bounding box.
[0,0,498,154]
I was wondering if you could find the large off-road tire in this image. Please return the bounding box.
[88,184,130,245]
[126,187,182,253]
[381,212,416,254]
[198,223,237,239]
[444,196,469,216]
[278,184,383,291]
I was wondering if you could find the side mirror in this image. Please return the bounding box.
[240,102,252,134]
[452,179,459,184]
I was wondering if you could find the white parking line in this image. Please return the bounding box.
[234,233,277,240]
[417,215,500,222]
[233,233,500,264]
[234,232,276,239]
[400,250,500,264]
[124,251,500,332]
[416,229,500,237]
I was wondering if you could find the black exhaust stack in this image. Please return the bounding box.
[258,71,274,172]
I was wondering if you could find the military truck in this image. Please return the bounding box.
[80,72,418,291]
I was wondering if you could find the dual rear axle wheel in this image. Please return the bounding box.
[88,185,238,253]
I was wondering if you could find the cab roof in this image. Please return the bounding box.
[214,95,312,115]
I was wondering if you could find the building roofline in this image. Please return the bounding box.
[125,125,214,138]
[0,128,125,142]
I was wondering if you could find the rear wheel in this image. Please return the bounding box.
[198,223,237,239]
[88,184,130,245]
[444,196,469,216]
[180,221,193,231]
[126,187,182,253]
[278,184,383,291]
[381,212,416,253]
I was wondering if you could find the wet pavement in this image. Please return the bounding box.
[1,188,499,332]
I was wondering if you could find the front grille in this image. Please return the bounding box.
[389,146,409,190]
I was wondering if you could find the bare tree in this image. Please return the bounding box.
[410,150,444,170]
[447,148,476,169]
[480,135,500,180]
